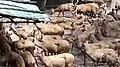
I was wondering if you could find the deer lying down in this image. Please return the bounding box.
[21,51,37,67]
[8,51,25,67]
[41,53,75,67]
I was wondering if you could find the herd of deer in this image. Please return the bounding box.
[51,0,106,18]
[50,0,120,20]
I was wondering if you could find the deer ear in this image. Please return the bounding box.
[71,5,74,7]
[51,8,55,14]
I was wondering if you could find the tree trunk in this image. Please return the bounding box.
[37,0,47,11]
[0,23,11,53]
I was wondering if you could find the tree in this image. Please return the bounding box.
[36,0,47,11]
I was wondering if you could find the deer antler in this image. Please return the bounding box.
[75,0,79,5]
[71,0,79,5]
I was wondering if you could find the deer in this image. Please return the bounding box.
[51,0,79,18]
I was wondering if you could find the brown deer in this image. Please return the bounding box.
[52,0,79,18]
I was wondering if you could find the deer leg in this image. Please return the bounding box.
[69,43,74,52]
[51,53,54,55]
[71,43,74,51]
[83,53,87,66]
[116,9,119,21]
[73,10,77,18]
[94,62,97,67]
[96,62,99,66]
[62,11,64,17]
[96,61,98,67]
[57,12,61,17]
[70,10,75,18]
[109,64,112,67]
[47,52,49,56]
[116,63,119,67]
[54,52,56,55]
[55,52,58,55]
[74,12,77,19]
[70,11,74,18]
[44,52,47,56]
[113,65,115,67]
[118,49,119,57]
